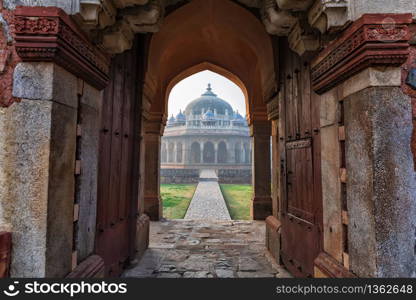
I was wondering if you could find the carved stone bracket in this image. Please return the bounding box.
[308,0,349,34]
[13,6,110,90]
[100,20,135,54]
[311,14,412,94]
[288,20,320,57]
[76,0,118,32]
[94,0,163,53]
[261,0,297,36]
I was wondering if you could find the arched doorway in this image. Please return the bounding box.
[96,0,322,278]
[244,143,250,164]
[161,143,167,163]
[235,142,241,164]
[191,142,201,163]
[218,141,227,163]
[203,142,215,163]
[168,143,175,163]
[176,142,183,163]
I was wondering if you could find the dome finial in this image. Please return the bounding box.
[207,83,212,92]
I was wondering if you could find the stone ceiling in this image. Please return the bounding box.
[3,0,416,55]
[77,0,350,55]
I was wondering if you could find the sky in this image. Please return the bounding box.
[167,70,246,117]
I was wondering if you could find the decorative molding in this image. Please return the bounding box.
[311,14,412,94]
[314,252,356,278]
[308,0,349,34]
[13,6,110,90]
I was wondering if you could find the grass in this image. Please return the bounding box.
[220,184,253,220]
[161,184,197,219]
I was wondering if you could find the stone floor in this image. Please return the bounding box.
[123,219,291,278]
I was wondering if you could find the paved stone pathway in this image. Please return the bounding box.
[122,220,291,278]
[184,170,231,220]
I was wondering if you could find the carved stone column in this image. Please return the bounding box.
[250,120,272,220]
[311,14,415,277]
[0,7,109,277]
[143,119,163,221]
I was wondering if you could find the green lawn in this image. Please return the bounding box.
[220,184,253,220]
[161,184,197,219]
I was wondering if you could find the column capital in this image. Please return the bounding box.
[144,121,163,135]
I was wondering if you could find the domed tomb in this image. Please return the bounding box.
[185,84,233,116]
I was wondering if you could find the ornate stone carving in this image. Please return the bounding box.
[261,0,297,36]
[288,20,320,57]
[311,14,412,94]
[100,20,134,53]
[121,0,164,33]
[95,0,163,53]
[308,0,349,33]
[13,7,110,90]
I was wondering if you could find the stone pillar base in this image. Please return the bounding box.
[251,197,272,220]
[66,255,105,278]
[144,196,162,221]
[135,214,150,261]
[265,216,281,264]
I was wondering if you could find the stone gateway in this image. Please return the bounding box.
[0,0,415,279]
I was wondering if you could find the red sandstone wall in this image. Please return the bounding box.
[0,0,20,107]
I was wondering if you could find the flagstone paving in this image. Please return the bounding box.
[123,219,292,278]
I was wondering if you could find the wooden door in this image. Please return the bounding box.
[280,42,322,278]
[96,39,143,277]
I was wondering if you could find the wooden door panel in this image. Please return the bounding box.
[96,39,142,277]
[280,42,322,278]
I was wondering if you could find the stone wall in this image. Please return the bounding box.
[0,62,77,277]
[218,169,252,184]
[160,169,199,184]
[75,82,101,263]
[160,168,252,184]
